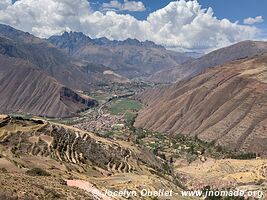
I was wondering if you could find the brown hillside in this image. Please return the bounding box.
[0,55,97,118]
[149,40,267,83]
[135,53,267,154]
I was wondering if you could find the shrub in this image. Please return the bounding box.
[26,168,51,176]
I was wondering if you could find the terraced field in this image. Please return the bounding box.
[0,116,188,200]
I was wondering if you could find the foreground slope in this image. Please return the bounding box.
[0,55,97,118]
[0,116,188,200]
[135,53,267,154]
[48,32,192,79]
[150,41,267,83]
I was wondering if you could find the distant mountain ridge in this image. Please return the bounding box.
[48,31,192,79]
[149,40,267,83]
[48,31,165,55]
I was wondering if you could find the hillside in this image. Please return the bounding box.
[149,40,267,83]
[0,24,128,91]
[0,55,97,118]
[135,53,267,154]
[0,24,96,90]
[48,32,192,79]
[0,116,187,200]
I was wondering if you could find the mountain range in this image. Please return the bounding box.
[1,22,267,200]
[0,24,193,117]
[48,31,192,79]
[1,23,267,122]
[149,40,267,83]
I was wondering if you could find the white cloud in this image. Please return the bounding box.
[244,16,264,25]
[102,0,146,12]
[0,0,93,37]
[0,0,260,52]
[0,0,12,10]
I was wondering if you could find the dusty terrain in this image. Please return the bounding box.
[175,158,267,190]
[0,116,188,200]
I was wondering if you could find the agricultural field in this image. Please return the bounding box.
[108,98,143,115]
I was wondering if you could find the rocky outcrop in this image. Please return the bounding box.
[60,87,98,108]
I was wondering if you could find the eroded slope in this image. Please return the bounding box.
[0,55,97,118]
[135,54,267,154]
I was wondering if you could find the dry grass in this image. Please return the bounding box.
[175,158,267,189]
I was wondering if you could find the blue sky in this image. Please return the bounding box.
[198,0,267,38]
[198,0,266,23]
[92,0,267,24]
[91,0,267,39]
[2,0,266,52]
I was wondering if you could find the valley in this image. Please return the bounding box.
[1,78,266,199]
[0,22,267,200]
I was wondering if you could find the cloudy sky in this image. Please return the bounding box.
[0,0,266,52]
